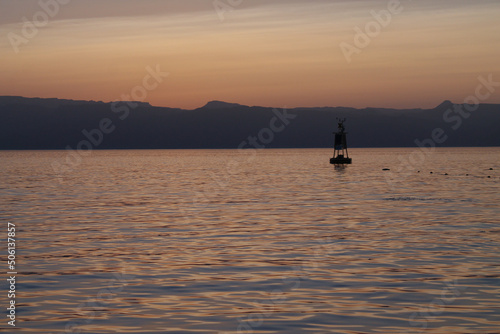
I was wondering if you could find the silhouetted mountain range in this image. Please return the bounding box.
[0,96,499,149]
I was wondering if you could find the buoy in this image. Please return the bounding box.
[329,118,352,165]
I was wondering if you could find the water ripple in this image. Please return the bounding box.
[1,148,499,333]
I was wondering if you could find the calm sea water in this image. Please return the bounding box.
[1,148,500,334]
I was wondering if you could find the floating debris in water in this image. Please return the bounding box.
[383,197,458,202]
[384,197,424,201]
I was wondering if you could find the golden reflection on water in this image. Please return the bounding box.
[1,148,499,333]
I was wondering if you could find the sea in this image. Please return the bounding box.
[1,147,499,334]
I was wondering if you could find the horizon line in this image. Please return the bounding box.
[0,95,493,111]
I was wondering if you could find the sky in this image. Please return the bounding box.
[0,0,499,109]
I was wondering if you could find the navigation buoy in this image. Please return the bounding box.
[330,118,352,165]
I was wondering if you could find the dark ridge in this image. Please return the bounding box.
[434,100,455,110]
[199,100,245,110]
[0,96,499,149]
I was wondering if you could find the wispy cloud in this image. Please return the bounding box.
[0,0,499,109]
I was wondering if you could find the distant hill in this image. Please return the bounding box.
[0,96,499,149]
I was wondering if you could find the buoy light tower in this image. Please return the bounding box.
[330,118,352,164]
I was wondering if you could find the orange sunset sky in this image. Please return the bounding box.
[1,0,499,109]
